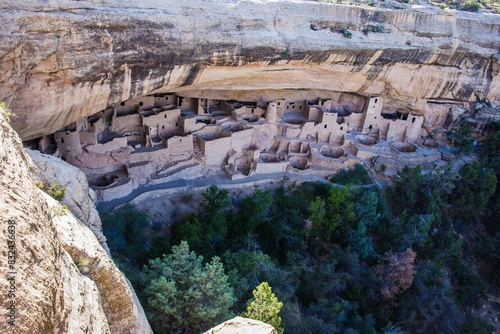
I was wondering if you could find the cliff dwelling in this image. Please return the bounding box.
[2,0,500,332]
[30,93,447,202]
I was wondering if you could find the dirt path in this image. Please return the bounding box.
[96,171,332,213]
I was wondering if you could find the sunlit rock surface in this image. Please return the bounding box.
[0,113,152,333]
[0,0,499,140]
[27,149,110,252]
[204,316,278,334]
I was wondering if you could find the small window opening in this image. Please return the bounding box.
[139,102,144,106]
[412,117,416,124]
[324,125,327,129]
[120,102,125,106]
[374,98,378,103]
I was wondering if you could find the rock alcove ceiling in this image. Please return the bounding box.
[0,0,499,140]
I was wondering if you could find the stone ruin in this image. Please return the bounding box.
[32,93,447,201]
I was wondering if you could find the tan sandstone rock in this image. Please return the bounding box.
[0,112,152,333]
[204,316,278,334]
[26,149,110,252]
[0,0,498,140]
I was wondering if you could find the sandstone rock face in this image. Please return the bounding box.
[204,316,278,334]
[26,149,110,252]
[0,0,498,140]
[0,113,152,333]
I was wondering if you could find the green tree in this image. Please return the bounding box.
[451,162,497,223]
[171,214,203,252]
[387,164,457,218]
[448,123,473,155]
[223,248,279,290]
[348,189,379,258]
[142,241,235,334]
[482,122,500,173]
[309,186,356,244]
[242,282,284,334]
[171,185,231,257]
[330,163,372,185]
[348,221,373,259]
[221,246,294,309]
[388,166,423,215]
[262,186,305,262]
[101,204,150,266]
[241,189,274,230]
[354,189,380,228]
[198,185,230,250]
[397,262,461,333]
[199,185,231,224]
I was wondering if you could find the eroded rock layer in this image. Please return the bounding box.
[0,0,499,140]
[27,149,110,252]
[0,113,152,333]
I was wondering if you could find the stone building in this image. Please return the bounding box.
[361,97,424,142]
[42,93,438,200]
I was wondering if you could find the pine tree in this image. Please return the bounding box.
[309,186,357,244]
[241,282,284,334]
[142,241,235,333]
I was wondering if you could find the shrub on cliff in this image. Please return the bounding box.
[0,102,12,121]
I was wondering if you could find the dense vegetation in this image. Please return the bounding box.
[101,126,499,334]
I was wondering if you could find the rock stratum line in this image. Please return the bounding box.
[0,0,499,140]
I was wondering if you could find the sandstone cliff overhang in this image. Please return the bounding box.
[0,0,499,140]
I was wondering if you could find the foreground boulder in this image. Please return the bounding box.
[204,316,278,334]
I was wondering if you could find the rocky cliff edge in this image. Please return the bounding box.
[0,112,152,333]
